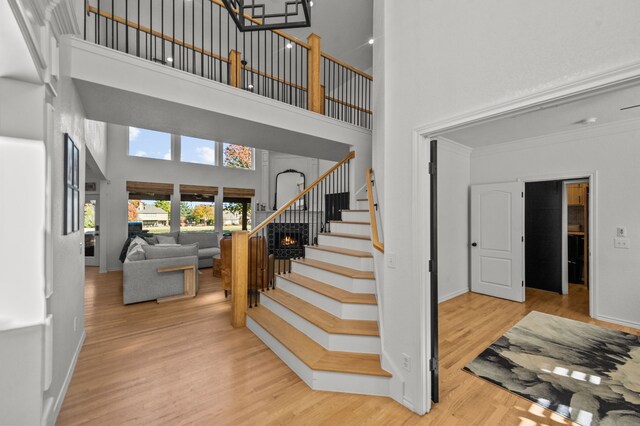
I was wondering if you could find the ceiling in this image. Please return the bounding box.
[441,83,640,148]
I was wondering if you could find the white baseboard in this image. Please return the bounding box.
[47,330,85,426]
[438,287,469,304]
[595,314,640,330]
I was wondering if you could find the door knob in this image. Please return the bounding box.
[471,242,478,247]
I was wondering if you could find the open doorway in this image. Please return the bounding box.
[524,179,590,314]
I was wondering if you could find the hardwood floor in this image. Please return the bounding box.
[58,270,636,425]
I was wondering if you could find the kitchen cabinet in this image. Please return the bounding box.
[567,184,586,206]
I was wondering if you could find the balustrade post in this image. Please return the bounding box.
[307,33,322,113]
[229,50,242,89]
[231,230,249,328]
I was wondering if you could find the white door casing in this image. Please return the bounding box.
[471,182,524,302]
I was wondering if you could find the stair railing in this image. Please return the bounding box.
[230,151,355,327]
[367,168,384,253]
[83,0,372,129]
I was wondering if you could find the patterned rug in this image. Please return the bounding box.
[464,311,640,426]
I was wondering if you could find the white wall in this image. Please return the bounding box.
[471,119,640,328]
[437,140,471,303]
[374,0,640,413]
[104,124,266,271]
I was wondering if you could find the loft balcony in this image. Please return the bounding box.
[82,0,372,129]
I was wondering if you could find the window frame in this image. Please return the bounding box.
[222,143,256,171]
[127,126,173,161]
[179,135,218,166]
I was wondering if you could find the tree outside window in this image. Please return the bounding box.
[223,143,253,169]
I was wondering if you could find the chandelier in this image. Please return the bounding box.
[222,0,312,32]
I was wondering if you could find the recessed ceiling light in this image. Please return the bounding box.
[286,42,293,49]
[166,57,174,63]
[368,38,374,45]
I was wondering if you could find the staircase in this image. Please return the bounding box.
[246,201,391,396]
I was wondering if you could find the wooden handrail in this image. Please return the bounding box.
[366,168,384,253]
[321,52,372,81]
[249,151,355,237]
[325,96,372,115]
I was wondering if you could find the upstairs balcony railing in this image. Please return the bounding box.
[83,0,372,129]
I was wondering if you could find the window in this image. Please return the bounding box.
[180,201,215,233]
[64,134,80,235]
[223,143,254,170]
[128,127,172,160]
[128,200,171,233]
[181,136,217,165]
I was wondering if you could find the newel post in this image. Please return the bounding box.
[229,50,242,89]
[307,33,323,113]
[231,231,249,328]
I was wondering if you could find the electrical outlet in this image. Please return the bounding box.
[402,353,411,371]
[617,227,628,237]
[614,237,630,249]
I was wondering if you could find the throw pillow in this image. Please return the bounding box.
[156,234,177,245]
[142,243,199,260]
[126,244,146,261]
[144,235,158,245]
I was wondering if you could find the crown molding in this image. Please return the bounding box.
[471,117,640,158]
[435,137,472,157]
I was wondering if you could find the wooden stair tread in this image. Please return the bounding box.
[248,306,391,377]
[262,289,379,336]
[278,272,377,305]
[329,220,371,225]
[319,232,371,241]
[306,245,373,258]
[293,258,375,279]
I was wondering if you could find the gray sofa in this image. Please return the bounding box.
[123,243,199,304]
[150,232,220,268]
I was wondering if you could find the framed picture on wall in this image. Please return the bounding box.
[64,133,80,235]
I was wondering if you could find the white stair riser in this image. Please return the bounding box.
[305,247,373,271]
[260,295,381,354]
[330,222,371,236]
[276,277,378,321]
[355,200,369,210]
[341,211,369,222]
[247,317,390,397]
[292,263,375,294]
[318,234,371,252]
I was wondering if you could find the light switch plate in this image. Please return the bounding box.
[387,253,397,269]
[617,227,628,237]
[614,237,630,249]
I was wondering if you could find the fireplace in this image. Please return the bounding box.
[267,223,309,259]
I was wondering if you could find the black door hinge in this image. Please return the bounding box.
[522,281,525,287]
[429,357,438,372]
[428,260,433,272]
[429,162,437,175]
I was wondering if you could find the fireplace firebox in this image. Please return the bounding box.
[267,223,309,259]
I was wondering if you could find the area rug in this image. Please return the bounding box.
[464,311,640,426]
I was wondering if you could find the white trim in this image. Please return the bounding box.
[517,172,597,319]
[595,314,640,330]
[413,131,430,415]
[438,288,469,304]
[415,60,640,138]
[436,137,472,157]
[48,330,85,426]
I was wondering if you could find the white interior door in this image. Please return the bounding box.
[471,182,524,302]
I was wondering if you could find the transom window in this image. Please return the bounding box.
[128,127,172,160]
[223,143,254,170]
[181,136,217,166]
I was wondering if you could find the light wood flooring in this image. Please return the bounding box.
[57,271,637,425]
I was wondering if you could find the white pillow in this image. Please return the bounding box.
[131,236,148,247]
[126,244,146,261]
[156,235,177,245]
